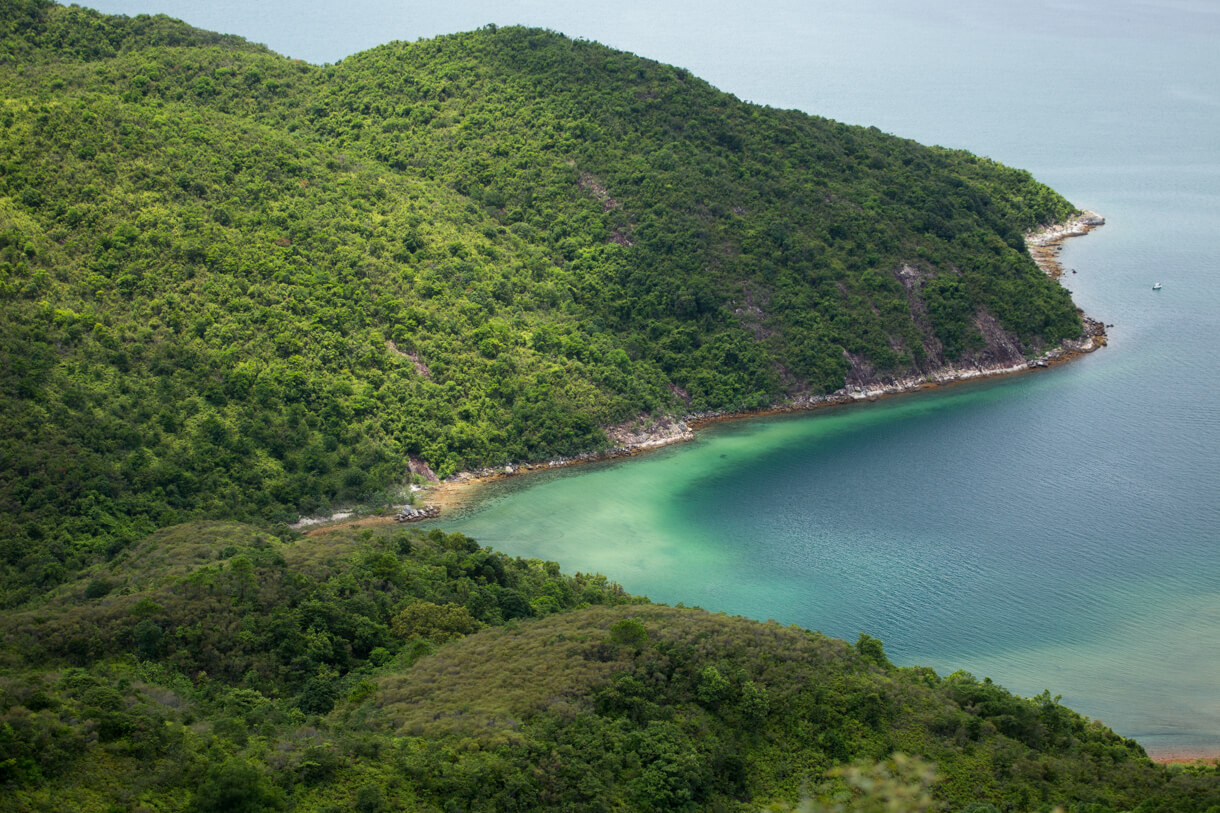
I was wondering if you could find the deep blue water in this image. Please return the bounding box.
[87,0,1220,757]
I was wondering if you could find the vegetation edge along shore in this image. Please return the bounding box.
[5,5,1220,807]
[2,5,1110,570]
[302,212,1109,529]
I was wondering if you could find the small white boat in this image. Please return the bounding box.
[1153,282,1162,290]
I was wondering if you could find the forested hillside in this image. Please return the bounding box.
[2,520,1218,811]
[2,5,1217,809]
[0,0,1089,597]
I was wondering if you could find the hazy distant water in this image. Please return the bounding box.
[84,0,1220,756]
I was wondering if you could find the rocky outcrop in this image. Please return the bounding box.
[290,510,354,530]
[1027,210,1106,278]
[409,456,440,484]
[604,415,695,450]
[1026,210,1105,247]
[395,504,440,522]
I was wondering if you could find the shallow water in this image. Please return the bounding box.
[431,3,1220,756]
[440,350,1220,754]
[84,0,1220,756]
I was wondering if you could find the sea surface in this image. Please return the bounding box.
[86,0,1220,757]
[426,3,1220,757]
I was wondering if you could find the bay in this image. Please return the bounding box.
[84,0,1220,757]
[424,3,1220,758]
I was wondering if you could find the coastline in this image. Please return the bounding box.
[300,210,1108,530]
[682,211,1109,428]
[1026,210,1107,279]
[1149,749,1220,766]
[289,214,1220,765]
[426,211,1109,510]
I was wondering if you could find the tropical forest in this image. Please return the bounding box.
[1,1,1217,809]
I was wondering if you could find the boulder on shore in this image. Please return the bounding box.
[395,504,440,522]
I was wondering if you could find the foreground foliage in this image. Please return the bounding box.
[2,0,1084,595]
[2,522,1218,811]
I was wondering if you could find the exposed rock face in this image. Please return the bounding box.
[1027,211,1106,246]
[890,263,944,371]
[578,172,620,210]
[409,457,440,483]
[604,415,694,450]
[967,309,1028,366]
[387,341,433,379]
[1027,211,1106,278]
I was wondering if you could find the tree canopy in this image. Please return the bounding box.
[3,520,1218,811]
[0,2,1088,597]
[3,9,1194,808]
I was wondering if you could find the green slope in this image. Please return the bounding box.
[2,521,1217,811]
[317,26,1083,380]
[1,1,1089,589]
[8,5,1212,810]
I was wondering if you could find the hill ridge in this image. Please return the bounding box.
[4,1,1085,593]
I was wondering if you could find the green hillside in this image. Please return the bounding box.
[0,0,1088,597]
[5,5,1205,808]
[3,520,1218,811]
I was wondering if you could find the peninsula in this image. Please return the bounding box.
[0,3,1107,545]
[7,2,1216,810]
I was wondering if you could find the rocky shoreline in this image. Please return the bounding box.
[300,212,1107,527]
[394,504,440,522]
[424,211,1108,503]
[1026,210,1106,278]
[438,415,695,485]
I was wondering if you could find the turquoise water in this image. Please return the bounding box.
[86,0,1220,757]
[430,4,1220,757]
[441,364,1220,755]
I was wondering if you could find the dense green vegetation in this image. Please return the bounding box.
[3,520,1218,811]
[0,0,1086,596]
[6,5,1206,808]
